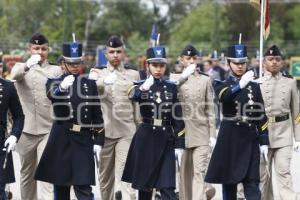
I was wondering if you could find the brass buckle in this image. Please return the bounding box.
[153,119,162,127]
[70,124,81,132]
[268,116,275,123]
[241,116,248,122]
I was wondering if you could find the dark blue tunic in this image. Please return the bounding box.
[0,78,24,184]
[35,74,105,186]
[205,76,269,184]
[122,79,185,191]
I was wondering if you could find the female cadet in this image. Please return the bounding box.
[122,46,185,200]
[205,43,269,200]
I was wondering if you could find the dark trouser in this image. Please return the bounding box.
[222,182,261,200]
[138,188,176,200]
[54,185,94,200]
[0,183,6,200]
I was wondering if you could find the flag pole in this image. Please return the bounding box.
[259,0,265,80]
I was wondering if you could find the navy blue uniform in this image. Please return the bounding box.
[34,74,104,196]
[205,76,269,200]
[122,79,185,199]
[0,78,24,198]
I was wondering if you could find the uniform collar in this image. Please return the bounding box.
[228,72,240,82]
[40,60,49,68]
[263,70,281,80]
[107,62,125,72]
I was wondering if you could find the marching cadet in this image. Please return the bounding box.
[122,45,185,200]
[88,35,139,200]
[169,45,216,200]
[259,45,300,200]
[205,43,269,200]
[35,39,105,199]
[10,33,62,200]
[0,77,24,199]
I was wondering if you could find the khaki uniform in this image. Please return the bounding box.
[170,72,216,200]
[259,71,300,200]
[11,62,62,200]
[90,63,139,200]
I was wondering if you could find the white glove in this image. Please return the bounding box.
[239,70,254,89]
[26,54,41,68]
[4,135,17,153]
[140,75,154,91]
[260,145,269,162]
[93,145,102,162]
[60,75,75,91]
[181,64,196,79]
[175,149,183,167]
[104,71,117,85]
[209,137,216,149]
[294,141,300,152]
[88,71,98,81]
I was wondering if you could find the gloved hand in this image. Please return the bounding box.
[26,54,41,68]
[239,70,254,89]
[209,137,216,149]
[260,145,268,161]
[294,141,300,152]
[93,145,102,162]
[88,71,98,81]
[60,75,75,91]
[104,71,117,85]
[140,75,154,91]
[4,135,17,153]
[175,149,183,167]
[181,64,196,79]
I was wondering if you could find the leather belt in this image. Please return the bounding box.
[143,118,172,127]
[268,113,289,123]
[57,121,90,133]
[223,115,255,126]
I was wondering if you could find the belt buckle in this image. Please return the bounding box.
[70,124,81,132]
[268,117,275,123]
[153,119,162,127]
[241,116,248,122]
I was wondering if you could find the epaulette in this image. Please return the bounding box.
[282,72,293,79]
[165,80,177,85]
[124,63,137,71]
[95,65,107,69]
[49,62,57,65]
[133,80,145,85]
[213,79,224,86]
[198,71,209,77]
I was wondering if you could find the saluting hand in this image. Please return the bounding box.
[181,64,196,79]
[60,75,75,91]
[26,54,41,69]
[239,70,254,89]
[140,75,154,91]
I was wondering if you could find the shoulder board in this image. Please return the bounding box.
[282,72,293,79]
[95,65,107,69]
[133,80,145,85]
[48,62,57,65]
[213,79,225,86]
[198,71,209,77]
[124,63,137,71]
[165,80,177,85]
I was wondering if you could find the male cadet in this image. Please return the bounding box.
[259,45,300,200]
[169,45,216,200]
[88,35,139,200]
[0,75,24,199]
[10,33,62,200]
[35,39,104,200]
